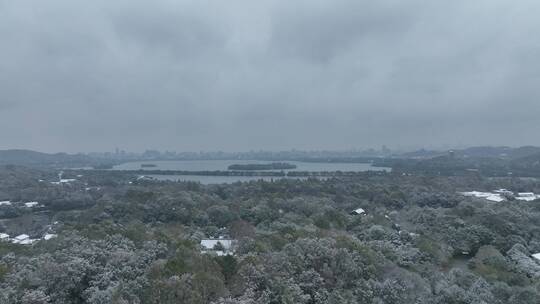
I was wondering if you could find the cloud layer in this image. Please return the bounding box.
[1,0,540,152]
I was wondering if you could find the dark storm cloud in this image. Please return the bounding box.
[1,0,540,152]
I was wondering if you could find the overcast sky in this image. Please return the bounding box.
[1,0,540,153]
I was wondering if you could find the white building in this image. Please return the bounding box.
[494,189,513,195]
[18,239,35,245]
[351,208,366,215]
[516,193,540,201]
[13,234,29,241]
[12,234,30,244]
[51,179,77,185]
[460,191,505,202]
[200,239,236,256]
[43,234,57,240]
[25,202,39,208]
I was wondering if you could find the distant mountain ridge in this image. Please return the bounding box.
[2,146,540,171]
[0,149,92,167]
[396,146,540,160]
[511,151,540,170]
[456,146,540,159]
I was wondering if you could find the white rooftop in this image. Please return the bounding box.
[51,179,77,185]
[0,233,9,239]
[18,239,35,245]
[516,193,540,201]
[200,239,234,250]
[352,208,366,215]
[43,234,57,240]
[14,234,29,241]
[25,202,39,208]
[486,194,505,202]
[0,201,11,206]
[463,190,540,202]
[461,191,505,202]
[532,253,540,261]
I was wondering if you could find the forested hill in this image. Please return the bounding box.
[0,150,92,167]
[396,146,540,160]
[512,152,540,170]
[1,166,540,303]
[454,146,540,159]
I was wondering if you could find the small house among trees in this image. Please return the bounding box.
[350,208,366,215]
[200,239,236,256]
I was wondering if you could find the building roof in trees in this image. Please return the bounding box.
[14,234,29,241]
[351,208,366,215]
[201,239,234,250]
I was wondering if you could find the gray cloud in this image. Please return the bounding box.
[1,0,540,152]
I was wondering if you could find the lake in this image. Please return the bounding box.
[113,160,390,184]
[148,175,312,184]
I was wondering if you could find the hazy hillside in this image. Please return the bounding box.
[0,149,92,167]
[512,152,540,170]
[457,146,540,159]
[396,146,540,160]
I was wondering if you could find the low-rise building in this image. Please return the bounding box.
[200,239,236,256]
[18,239,35,245]
[12,234,30,244]
[25,202,39,208]
[43,234,57,240]
[516,193,540,201]
[350,208,366,215]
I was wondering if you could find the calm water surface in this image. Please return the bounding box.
[148,175,312,184]
[114,160,389,172]
[114,160,389,184]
